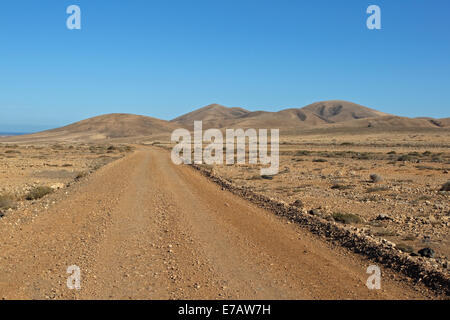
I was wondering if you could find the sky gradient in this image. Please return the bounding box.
[1,0,449,132]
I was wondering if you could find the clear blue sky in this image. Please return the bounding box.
[1,0,449,132]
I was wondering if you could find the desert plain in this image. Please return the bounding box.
[0,101,449,299]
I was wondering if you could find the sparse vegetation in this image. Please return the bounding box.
[25,186,54,200]
[373,228,397,237]
[397,154,412,162]
[408,152,421,157]
[355,153,370,160]
[75,171,88,180]
[331,184,353,190]
[295,150,310,156]
[402,235,417,241]
[199,164,213,171]
[441,181,450,191]
[0,193,16,209]
[396,243,414,253]
[332,212,361,224]
[369,173,382,183]
[366,186,389,193]
[4,150,20,154]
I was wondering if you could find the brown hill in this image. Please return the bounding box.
[172,100,390,129]
[433,118,450,127]
[171,104,250,129]
[301,100,388,122]
[1,113,176,143]
[228,109,327,128]
[2,101,447,143]
[327,115,448,130]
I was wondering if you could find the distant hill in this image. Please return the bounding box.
[172,100,390,129]
[1,113,176,143]
[171,104,250,129]
[301,100,388,122]
[1,101,448,143]
[327,115,449,129]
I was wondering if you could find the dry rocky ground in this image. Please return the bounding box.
[0,129,448,297]
[204,131,450,269]
[0,146,444,299]
[0,143,132,219]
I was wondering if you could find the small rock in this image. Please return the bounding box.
[50,183,65,190]
[308,209,322,216]
[291,200,303,208]
[376,213,392,221]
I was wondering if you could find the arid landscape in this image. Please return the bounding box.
[0,100,449,299]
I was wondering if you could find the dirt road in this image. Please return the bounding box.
[0,147,435,299]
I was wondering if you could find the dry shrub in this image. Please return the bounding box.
[332,212,361,224]
[0,193,16,209]
[440,181,450,191]
[25,186,53,200]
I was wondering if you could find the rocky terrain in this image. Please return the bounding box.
[0,101,448,299]
[209,132,450,265]
[0,143,132,218]
[0,147,443,299]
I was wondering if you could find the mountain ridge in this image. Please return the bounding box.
[1,101,448,143]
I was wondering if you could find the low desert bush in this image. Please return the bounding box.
[332,212,361,224]
[369,173,383,183]
[295,150,310,156]
[402,235,417,241]
[373,228,397,237]
[408,152,421,157]
[397,154,412,161]
[355,153,370,160]
[396,243,414,253]
[25,186,53,200]
[366,186,389,193]
[441,181,450,191]
[0,193,16,209]
[75,171,88,180]
[330,184,353,190]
